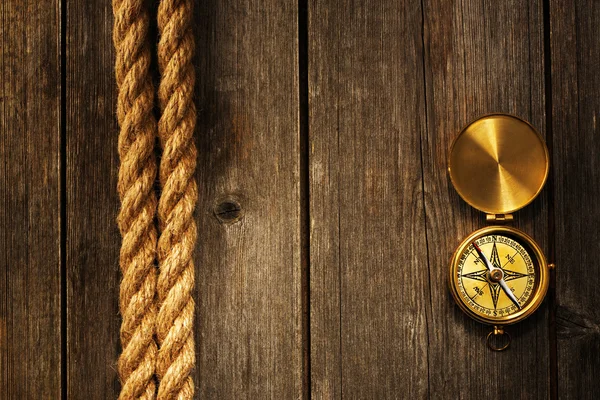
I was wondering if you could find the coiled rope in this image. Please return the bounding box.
[156,0,198,398]
[112,0,159,398]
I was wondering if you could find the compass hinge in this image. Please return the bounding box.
[486,213,514,223]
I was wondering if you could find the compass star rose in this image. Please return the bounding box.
[462,241,528,310]
[489,283,502,310]
[490,241,502,268]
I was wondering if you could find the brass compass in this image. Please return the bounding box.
[447,114,554,351]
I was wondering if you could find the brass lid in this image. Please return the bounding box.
[448,114,549,215]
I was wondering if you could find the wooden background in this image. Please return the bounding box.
[1,0,598,398]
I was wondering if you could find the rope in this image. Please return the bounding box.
[112,0,159,398]
[156,0,198,397]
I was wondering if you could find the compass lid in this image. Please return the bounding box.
[448,114,549,215]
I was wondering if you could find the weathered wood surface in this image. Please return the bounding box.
[65,0,123,397]
[194,0,303,397]
[0,0,62,398]
[550,1,600,398]
[2,0,600,398]
[64,0,304,398]
[421,1,550,399]
[308,2,431,397]
[310,0,552,398]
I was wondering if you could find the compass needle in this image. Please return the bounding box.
[499,279,521,310]
[472,240,521,309]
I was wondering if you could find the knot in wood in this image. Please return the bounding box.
[214,198,243,223]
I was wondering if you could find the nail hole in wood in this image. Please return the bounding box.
[214,198,243,224]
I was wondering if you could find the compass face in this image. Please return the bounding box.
[449,226,549,325]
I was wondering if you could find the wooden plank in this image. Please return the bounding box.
[65,1,122,397]
[421,0,550,398]
[0,0,61,398]
[308,2,431,397]
[66,1,302,397]
[195,1,303,397]
[550,1,600,398]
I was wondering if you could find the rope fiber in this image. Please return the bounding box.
[112,0,159,398]
[114,0,197,397]
[156,0,198,398]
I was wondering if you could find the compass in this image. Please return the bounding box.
[447,114,555,351]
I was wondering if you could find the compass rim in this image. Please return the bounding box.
[448,226,549,326]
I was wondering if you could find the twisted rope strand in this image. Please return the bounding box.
[156,0,197,398]
[113,0,159,398]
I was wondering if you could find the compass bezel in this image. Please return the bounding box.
[449,225,549,326]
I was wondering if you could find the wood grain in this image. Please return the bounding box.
[0,0,61,398]
[64,0,303,397]
[421,1,550,398]
[4,0,600,397]
[550,1,600,398]
[308,2,431,397]
[194,0,303,397]
[65,0,122,397]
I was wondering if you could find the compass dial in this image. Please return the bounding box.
[449,226,549,325]
[458,235,534,317]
